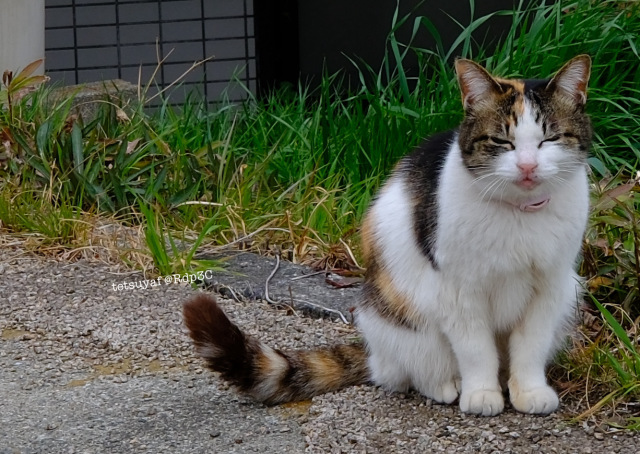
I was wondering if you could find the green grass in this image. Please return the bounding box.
[583,172,639,316]
[0,183,88,248]
[3,1,639,234]
[1,0,640,423]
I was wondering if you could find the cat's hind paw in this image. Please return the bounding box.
[459,389,504,416]
[510,385,559,415]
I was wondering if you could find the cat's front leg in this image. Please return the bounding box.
[444,314,504,416]
[507,315,559,414]
[507,276,577,414]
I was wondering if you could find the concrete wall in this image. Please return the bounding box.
[41,0,522,101]
[0,0,45,74]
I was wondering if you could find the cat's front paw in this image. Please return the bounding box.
[459,389,504,416]
[431,380,460,404]
[510,385,559,415]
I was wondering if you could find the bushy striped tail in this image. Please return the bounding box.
[183,294,369,405]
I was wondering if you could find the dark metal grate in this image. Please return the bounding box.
[45,0,256,103]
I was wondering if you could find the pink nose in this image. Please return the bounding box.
[517,162,538,175]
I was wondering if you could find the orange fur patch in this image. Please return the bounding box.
[362,216,422,328]
[375,266,421,326]
[360,212,376,262]
[495,77,526,117]
[305,351,345,389]
[255,346,285,376]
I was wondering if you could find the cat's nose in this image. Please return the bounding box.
[517,162,538,175]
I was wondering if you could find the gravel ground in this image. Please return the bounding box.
[1,243,639,453]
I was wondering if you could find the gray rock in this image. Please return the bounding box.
[49,79,137,123]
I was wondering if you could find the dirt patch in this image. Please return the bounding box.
[1,328,31,340]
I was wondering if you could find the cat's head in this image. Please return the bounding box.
[454,56,592,201]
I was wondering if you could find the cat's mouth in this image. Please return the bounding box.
[507,194,551,212]
[519,197,550,212]
[516,177,540,190]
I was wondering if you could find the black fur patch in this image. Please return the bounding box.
[183,295,260,392]
[522,78,549,93]
[397,130,454,267]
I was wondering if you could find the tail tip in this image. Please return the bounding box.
[182,294,229,343]
[182,293,245,357]
[183,294,220,326]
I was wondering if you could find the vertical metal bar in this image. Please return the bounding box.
[158,0,165,89]
[71,0,79,84]
[115,0,122,79]
[200,0,208,103]
[243,0,250,93]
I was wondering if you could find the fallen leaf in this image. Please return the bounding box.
[116,107,130,123]
[325,275,363,289]
[125,138,141,155]
[587,276,614,292]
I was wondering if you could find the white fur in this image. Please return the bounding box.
[358,101,588,416]
[554,59,589,104]
[252,345,289,401]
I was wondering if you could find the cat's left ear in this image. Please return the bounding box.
[547,55,591,105]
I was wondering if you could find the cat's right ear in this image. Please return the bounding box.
[455,59,502,110]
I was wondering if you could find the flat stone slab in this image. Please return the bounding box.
[201,252,362,323]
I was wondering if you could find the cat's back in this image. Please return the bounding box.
[397,129,456,185]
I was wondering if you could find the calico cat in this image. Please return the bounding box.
[183,55,592,416]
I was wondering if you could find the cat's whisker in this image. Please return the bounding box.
[499,180,510,204]
[488,179,508,202]
[478,183,495,202]
[477,177,498,199]
[469,166,499,185]
[479,177,505,202]
[471,172,498,185]
[549,176,569,188]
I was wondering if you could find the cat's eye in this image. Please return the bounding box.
[489,136,514,147]
[541,135,561,144]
